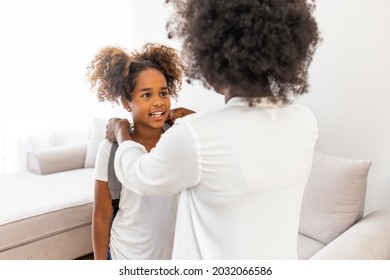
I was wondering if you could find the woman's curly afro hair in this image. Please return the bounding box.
[86,43,183,103]
[166,0,320,104]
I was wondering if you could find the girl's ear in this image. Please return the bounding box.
[121,96,131,112]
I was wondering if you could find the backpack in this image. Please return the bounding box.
[107,123,171,220]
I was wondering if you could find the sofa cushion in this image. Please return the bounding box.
[0,169,94,225]
[84,118,107,168]
[0,169,94,255]
[299,151,372,245]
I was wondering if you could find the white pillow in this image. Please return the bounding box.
[299,151,372,245]
[84,118,107,168]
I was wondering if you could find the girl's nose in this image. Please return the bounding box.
[153,96,164,106]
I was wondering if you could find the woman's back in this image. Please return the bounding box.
[171,97,318,259]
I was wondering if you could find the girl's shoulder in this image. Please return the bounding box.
[97,139,114,156]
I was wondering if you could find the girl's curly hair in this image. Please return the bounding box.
[86,43,183,103]
[166,0,320,104]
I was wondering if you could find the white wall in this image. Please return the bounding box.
[298,0,390,213]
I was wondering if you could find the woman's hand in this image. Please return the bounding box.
[166,107,196,125]
[106,118,131,144]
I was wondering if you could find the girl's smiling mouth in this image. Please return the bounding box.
[149,111,165,120]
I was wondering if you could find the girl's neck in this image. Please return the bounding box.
[130,124,163,152]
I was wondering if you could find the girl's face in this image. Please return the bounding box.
[127,68,171,129]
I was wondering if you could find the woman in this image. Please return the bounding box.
[107,0,320,259]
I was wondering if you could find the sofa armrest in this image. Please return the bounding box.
[310,209,390,260]
[28,142,89,175]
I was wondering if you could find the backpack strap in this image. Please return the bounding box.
[108,142,121,218]
[162,123,171,132]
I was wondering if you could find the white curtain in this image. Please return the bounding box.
[0,0,173,175]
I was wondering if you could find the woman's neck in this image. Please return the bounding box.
[224,90,235,104]
[222,84,273,104]
[130,125,163,152]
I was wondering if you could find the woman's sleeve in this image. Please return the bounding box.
[114,121,200,196]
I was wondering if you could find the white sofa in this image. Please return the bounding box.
[0,142,95,260]
[1,119,390,259]
[0,118,108,260]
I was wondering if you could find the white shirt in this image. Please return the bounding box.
[95,140,178,260]
[114,97,318,259]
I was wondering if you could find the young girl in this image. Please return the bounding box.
[86,43,185,260]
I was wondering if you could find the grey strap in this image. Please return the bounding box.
[162,123,171,132]
[107,142,122,200]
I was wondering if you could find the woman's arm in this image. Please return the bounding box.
[92,180,113,260]
[113,121,200,196]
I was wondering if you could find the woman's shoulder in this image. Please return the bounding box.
[286,104,318,131]
[288,103,317,118]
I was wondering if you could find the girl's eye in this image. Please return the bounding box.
[142,93,151,98]
[161,91,169,97]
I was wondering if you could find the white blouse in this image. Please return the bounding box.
[114,97,318,259]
